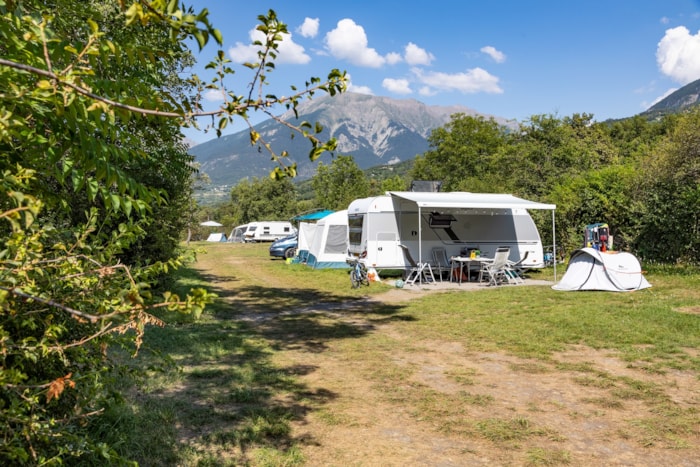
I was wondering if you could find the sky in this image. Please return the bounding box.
[182,1,700,145]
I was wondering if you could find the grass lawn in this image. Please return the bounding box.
[106,242,700,466]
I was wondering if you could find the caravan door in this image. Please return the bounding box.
[372,232,400,268]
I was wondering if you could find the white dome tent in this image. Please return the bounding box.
[552,248,651,292]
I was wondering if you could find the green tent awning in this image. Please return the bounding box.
[292,209,334,221]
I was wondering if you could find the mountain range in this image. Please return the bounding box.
[189,79,700,190]
[640,77,700,119]
[188,92,515,188]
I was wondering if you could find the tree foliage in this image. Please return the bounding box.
[229,177,300,225]
[409,107,698,264]
[411,114,508,192]
[312,155,370,211]
[635,110,700,262]
[0,0,346,463]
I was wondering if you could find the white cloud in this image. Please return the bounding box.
[382,78,412,94]
[348,83,374,95]
[298,17,319,38]
[229,28,311,65]
[325,19,386,67]
[386,52,403,65]
[660,16,670,25]
[480,45,506,63]
[203,89,225,102]
[228,39,258,64]
[346,73,374,95]
[418,86,436,97]
[404,42,434,66]
[656,26,700,84]
[412,67,503,94]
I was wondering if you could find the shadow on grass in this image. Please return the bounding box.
[116,261,410,464]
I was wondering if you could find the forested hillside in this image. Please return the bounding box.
[188,92,516,189]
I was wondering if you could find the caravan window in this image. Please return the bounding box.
[348,214,364,246]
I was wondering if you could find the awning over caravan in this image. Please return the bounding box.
[387,192,556,211]
[386,191,557,283]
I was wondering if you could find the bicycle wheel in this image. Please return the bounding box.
[351,268,362,288]
[360,270,370,286]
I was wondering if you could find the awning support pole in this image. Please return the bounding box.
[418,205,422,285]
[552,210,557,282]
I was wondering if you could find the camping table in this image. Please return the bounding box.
[450,256,493,283]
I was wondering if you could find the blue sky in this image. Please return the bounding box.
[183,1,700,144]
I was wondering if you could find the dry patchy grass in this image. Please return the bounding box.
[135,242,700,466]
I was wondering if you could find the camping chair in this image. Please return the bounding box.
[504,251,529,284]
[480,247,511,286]
[399,244,435,285]
[431,247,451,282]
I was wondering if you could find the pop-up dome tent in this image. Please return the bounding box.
[552,248,651,292]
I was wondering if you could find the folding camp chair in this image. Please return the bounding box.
[399,244,435,285]
[480,247,511,286]
[431,247,451,282]
[504,251,529,284]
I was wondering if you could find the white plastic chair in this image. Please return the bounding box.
[480,247,511,286]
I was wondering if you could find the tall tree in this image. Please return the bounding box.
[230,177,299,224]
[312,155,370,210]
[549,164,640,254]
[410,114,508,192]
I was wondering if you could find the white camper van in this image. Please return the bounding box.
[242,221,295,243]
[347,191,555,270]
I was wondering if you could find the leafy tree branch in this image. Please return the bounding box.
[0,1,347,463]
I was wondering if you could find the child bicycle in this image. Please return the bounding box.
[346,256,370,288]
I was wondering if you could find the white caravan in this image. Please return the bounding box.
[242,221,295,242]
[347,191,556,270]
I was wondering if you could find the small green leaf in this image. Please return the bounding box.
[110,193,120,212]
[123,198,132,217]
[87,19,99,34]
[87,179,99,200]
[212,29,223,46]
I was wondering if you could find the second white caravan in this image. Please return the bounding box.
[242,221,295,242]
